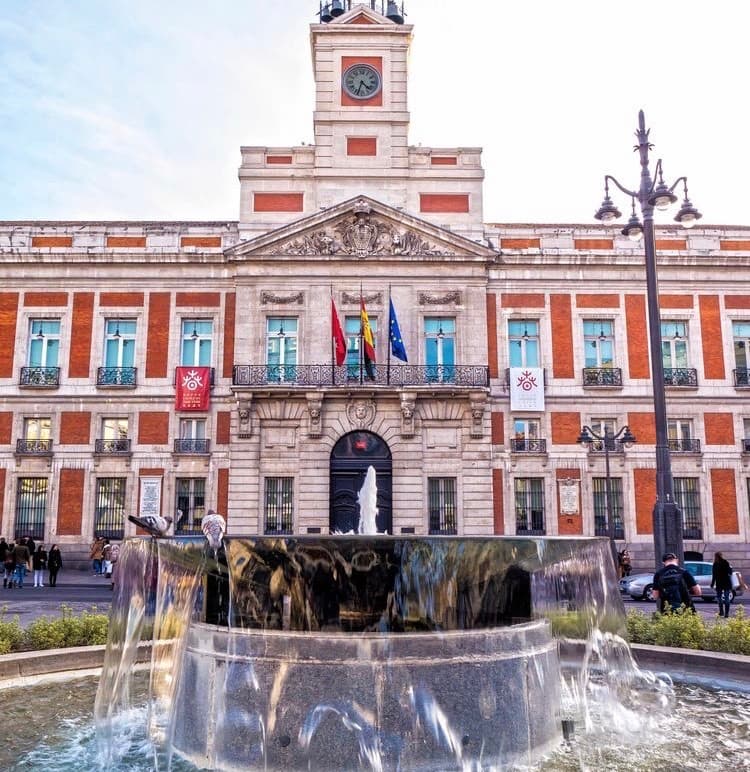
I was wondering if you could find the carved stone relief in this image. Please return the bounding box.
[346,398,376,429]
[469,393,486,438]
[306,393,323,437]
[341,291,382,306]
[260,291,304,305]
[237,397,253,438]
[418,291,462,306]
[400,394,416,437]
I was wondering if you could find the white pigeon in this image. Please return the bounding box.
[128,514,173,537]
[201,510,226,550]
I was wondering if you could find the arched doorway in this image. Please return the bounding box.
[330,431,392,534]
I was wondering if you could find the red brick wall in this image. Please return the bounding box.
[627,412,656,445]
[633,468,655,534]
[556,468,582,535]
[146,293,171,378]
[725,295,750,309]
[704,413,734,445]
[492,468,504,534]
[138,412,169,445]
[720,240,750,251]
[217,468,229,516]
[699,295,725,379]
[431,156,457,165]
[253,193,304,212]
[659,294,693,309]
[501,293,545,308]
[551,412,580,444]
[100,292,144,307]
[346,137,377,156]
[57,469,85,535]
[419,194,470,213]
[266,156,293,165]
[575,294,620,308]
[23,292,68,306]
[500,238,539,249]
[490,411,504,445]
[0,292,18,377]
[106,236,145,248]
[655,239,686,250]
[486,293,498,379]
[223,292,236,379]
[550,294,574,378]
[68,292,94,378]
[0,412,11,444]
[181,236,222,248]
[625,294,650,378]
[176,292,221,307]
[31,236,72,247]
[711,469,739,534]
[59,412,91,445]
[574,238,613,250]
[216,411,231,445]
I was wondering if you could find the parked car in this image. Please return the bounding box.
[620,561,744,602]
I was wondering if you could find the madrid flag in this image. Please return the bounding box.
[175,366,211,411]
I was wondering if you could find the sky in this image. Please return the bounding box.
[1,0,748,226]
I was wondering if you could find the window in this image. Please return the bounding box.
[743,419,750,452]
[428,477,457,534]
[176,418,209,453]
[15,477,47,540]
[592,477,624,539]
[104,319,136,367]
[674,477,701,539]
[511,418,543,452]
[98,418,130,453]
[588,418,617,451]
[28,319,60,368]
[95,478,126,539]
[508,319,539,367]
[181,320,213,366]
[345,315,378,380]
[583,320,614,368]
[264,477,294,534]
[175,478,206,535]
[661,321,689,369]
[266,318,298,382]
[668,419,697,452]
[733,322,750,386]
[21,417,52,453]
[514,478,545,534]
[425,318,455,381]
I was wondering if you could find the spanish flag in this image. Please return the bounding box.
[361,296,376,380]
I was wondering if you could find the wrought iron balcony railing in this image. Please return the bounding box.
[97,367,137,387]
[510,438,547,453]
[734,368,750,387]
[173,438,211,454]
[233,364,489,388]
[94,438,132,454]
[19,366,60,387]
[668,438,701,453]
[583,367,622,387]
[663,367,698,387]
[587,440,626,454]
[16,438,53,455]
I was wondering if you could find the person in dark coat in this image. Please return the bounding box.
[32,544,48,587]
[711,551,734,618]
[3,540,15,589]
[12,539,31,588]
[47,544,62,587]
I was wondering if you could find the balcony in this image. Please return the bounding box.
[668,438,701,453]
[94,438,132,455]
[16,438,53,456]
[19,366,60,388]
[233,364,489,388]
[587,441,625,455]
[663,367,698,387]
[582,367,622,387]
[734,368,750,387]
[97,367,137,387]
[510,438,547,453]
[173,438,211,454]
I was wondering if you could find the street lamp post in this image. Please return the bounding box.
[577,425,637,568]
[594,110,701,568]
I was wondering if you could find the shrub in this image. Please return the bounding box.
[0,607,25,654]
[23,605,109,651]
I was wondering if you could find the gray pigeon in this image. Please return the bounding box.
[128,514,173,537]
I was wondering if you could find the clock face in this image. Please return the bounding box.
[342,63,382,100]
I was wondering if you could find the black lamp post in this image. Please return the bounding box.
[594,110,701,568]
[577,424,637,567]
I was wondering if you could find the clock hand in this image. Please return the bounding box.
[358,80,366,94]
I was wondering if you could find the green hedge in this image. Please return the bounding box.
[0,604,109,653]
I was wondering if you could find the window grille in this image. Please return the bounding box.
[175,478,206,535]
[264,477,294,534]
[674,477,702,539]
[514,478,545,534]
[428,477,457,534]
[592,477,624,539]
[95,478,126,539]
[15,477,47,540]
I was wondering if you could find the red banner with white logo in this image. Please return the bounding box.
[175,367,211,411]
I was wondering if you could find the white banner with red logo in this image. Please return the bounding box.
[509,367,544,411]
[175,366,211,411]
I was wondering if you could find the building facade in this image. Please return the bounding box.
[1,3,749,569]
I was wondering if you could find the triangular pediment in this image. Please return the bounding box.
[337,4,391,26]
[228,196,496,260]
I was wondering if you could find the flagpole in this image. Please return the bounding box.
[330,285,336,386]
[359,283,364,385]
[387,284,392,386]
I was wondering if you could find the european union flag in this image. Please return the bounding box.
[389,298,408,362]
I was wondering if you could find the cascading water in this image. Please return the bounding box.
[357,465,380,534]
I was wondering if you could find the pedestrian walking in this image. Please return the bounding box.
[90,536,106,575]
[47,544,62,587]
[3,540,15,589]
[711,551,735,618]
[12,539,31,589]
[32,544,48,587]
[653,552,702,613]
[0,537,9,588]
[102,539,112,578]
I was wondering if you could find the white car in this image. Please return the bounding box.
[620,561,744,602]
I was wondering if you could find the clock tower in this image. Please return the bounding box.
[238,2,485,242]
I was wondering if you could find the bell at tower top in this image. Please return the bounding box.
[317,1,405,24]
